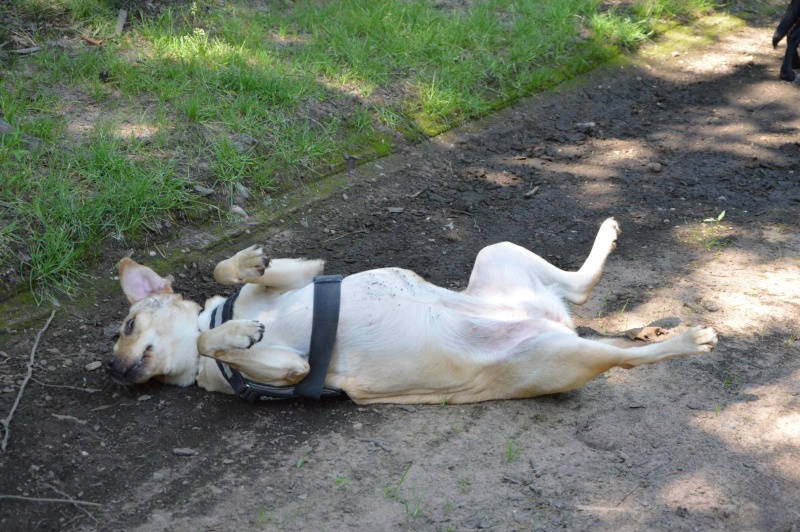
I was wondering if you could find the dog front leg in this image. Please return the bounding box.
[213,346,310,387]
[214,245,324,289]
[197,319,265,354]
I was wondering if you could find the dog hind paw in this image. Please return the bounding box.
[685,326,718,353]
[598,217,621,250]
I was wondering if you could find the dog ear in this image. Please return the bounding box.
[118,257,173,304]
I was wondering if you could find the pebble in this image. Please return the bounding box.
[173,448,198,456]
[138,395,152,401]
[152,472,165,481]
[397,405,416,413]
[85,361,102,371]
[352,423,363,430]
[648,162,662,172]
[102,322,121,338]
[231,205,248,218]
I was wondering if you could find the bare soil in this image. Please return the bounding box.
[2,15,800,532]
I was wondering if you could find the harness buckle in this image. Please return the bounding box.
[238,385,260,403]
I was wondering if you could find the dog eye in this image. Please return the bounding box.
[124,318,135,336]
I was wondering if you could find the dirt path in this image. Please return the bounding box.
[2,14,799,532]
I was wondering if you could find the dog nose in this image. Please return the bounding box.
[104,357,128,380]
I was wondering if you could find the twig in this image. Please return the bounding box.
[31,378,100,394]
[324,229,368,243]
[407,187,428,199]
[355,437,392,453]
[9,47,41,55]
[1,310,56,452]
[45,484,99,522]
[0,495,101,507]
[616,483,642,506]
[80,35,104,46]
[51,414,87,425]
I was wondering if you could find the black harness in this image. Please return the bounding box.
[208,275,344,402]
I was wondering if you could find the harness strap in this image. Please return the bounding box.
[209,276,344,402]
[293,275,343,399]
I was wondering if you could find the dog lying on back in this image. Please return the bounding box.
[774,0,800,81]
[106,218,718,404]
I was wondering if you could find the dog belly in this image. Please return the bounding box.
[328,270,574,402]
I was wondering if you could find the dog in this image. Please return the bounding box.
[774,0,800,81]
[106,218,718,404]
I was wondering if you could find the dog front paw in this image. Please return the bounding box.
[233,245,271,282]
[227,319,265,349]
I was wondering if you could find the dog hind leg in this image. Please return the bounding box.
[504,326,717,398]
[465,218,620,305]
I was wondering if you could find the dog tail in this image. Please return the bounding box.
[774,0,800,48]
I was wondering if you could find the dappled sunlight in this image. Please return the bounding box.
[115,121,160,141]
[687,375,800,484]
[671,232,800,335]
[659,470,741,514]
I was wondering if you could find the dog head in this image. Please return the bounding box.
[106,258,201,387]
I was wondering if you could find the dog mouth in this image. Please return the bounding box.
[105,346,152,384]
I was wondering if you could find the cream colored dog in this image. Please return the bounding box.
[106,218,717,404]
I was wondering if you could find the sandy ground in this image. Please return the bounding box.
[1,11,799,532]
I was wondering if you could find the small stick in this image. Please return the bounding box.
[10,47,41,54]
[0,495,101,507]
[80,35,104,46]
[1,310,56,452]
[32,378,100,394]
[355,437,392,453]
[45,483,99,522]
[51,414,87,425]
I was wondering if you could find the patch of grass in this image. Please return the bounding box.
[296,449,311,468]
[700,210,729,250]
[504,436,521,463]
[1,0,717,297]
[721,369,742,389]
[384,462,412,499]
[680,210,730,251]
[404,490,422,518]
[444,499,452,516]
[786,330,799,348]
